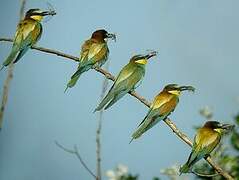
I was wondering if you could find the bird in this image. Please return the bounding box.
[94,51,157,112]
[1,8,56,70]
[131,84,195,142]
[64,29,116,92]
[180,121,234,174]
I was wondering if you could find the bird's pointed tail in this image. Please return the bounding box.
[3,46,19,67]
[179,163,190,175]
[64,65,90,92]
[65,76,80,92]
[129,137,134,144]
[0,65,4,71]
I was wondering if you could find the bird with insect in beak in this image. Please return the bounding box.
[65,29,116,92]
[130,84,195,142]
[180,121,234,174]
[94,51,157,112]
[0,8,56,70]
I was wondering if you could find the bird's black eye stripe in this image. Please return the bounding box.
[134,55,145,60]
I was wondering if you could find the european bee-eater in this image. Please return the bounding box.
[1,8,56,69]
[94,51,157,112]
[65,29,116,92]
[131,84,195,142]
[180,121,234,174]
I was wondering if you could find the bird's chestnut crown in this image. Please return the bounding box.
[91,29,116,41]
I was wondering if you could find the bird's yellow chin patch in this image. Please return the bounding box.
[135,59,147,65]
[30,15,43,21]
[168,90,181,96]
[214,128,223,134]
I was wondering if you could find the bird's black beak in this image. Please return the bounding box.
[220,123,235,131]
[106,33,116,41]
[41,10,56,16]
[179,86,195,92]
[144,50,158,60]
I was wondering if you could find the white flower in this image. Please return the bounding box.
[106,170,116,180]
[116,164,128,176]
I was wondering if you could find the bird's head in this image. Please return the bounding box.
[25,8,56,21]
[91,29,116,42]
[163,84,195,96]
[203,121,235,134]
[130,50,158,66]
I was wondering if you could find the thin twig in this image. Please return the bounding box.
[96,61,110,180]
[0,0,26,130]
[0,38,234,180]
[19,0,26,20]
[55,141,97,179]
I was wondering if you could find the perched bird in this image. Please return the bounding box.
[131,84,195,142]
[65,29,116,92]
[94,51,157,112]
[180,121,234,174]
[1,8,56,70]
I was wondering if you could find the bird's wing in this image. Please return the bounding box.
[79,39,92,62]
[186,129,221,167]
[194,128,221,154]
[94,64,143,111]
[113,64,144,92]
[137,93,177,128]
[5,19,42,65]
[15,19,42,49]
[132,95,178,139]
[80,40,108,66]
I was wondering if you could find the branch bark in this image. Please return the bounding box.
[0,38,234,180]
[0,0,26,129]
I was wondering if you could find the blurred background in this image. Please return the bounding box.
[0,0,238,179]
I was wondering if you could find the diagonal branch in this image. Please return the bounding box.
[0,38,234,180]
[55,141,97,179]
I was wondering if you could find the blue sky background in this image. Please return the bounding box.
[0,0,238,179]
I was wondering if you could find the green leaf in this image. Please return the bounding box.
[235,113,239,125]
[231,131,239,151]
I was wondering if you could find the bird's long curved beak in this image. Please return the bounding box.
[144,50,158,60]
[179,86,195,92]
[220,123,235,130]
[41,10,56,16]
[106,33,116,41]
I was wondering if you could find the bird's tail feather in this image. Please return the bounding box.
[13,47,29,63]
[2,46,19,67]
[131,116,157,140]
[179,151,200,175]
[0,65,4,71]
[65,65,91,91]
[179,163,190,175]
[94,91,114,112]
[131,121,148,140]
[104,91,125,110]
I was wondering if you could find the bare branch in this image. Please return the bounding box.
[0,38,234,180]
[55,141,97,179]
[96,60,110,180]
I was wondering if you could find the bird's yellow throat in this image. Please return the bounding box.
[214,128,223,134]
[135,59,147,65]
[30,15,43,21]
[168,90,181,96]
